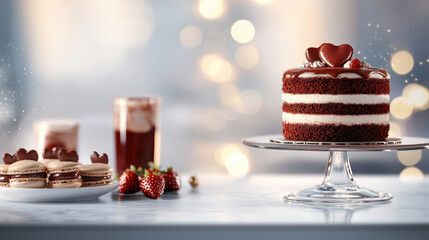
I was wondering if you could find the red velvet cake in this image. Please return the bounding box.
[282,43,390,142]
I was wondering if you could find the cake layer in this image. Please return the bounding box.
[282,112,389,125]
[282,93,390,104]
[283,103,390,115]
[282,122,389,142]
[282,78,390,94]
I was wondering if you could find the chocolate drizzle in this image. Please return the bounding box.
[283,67,388,80]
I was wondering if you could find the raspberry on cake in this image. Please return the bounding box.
[282,43,390,142]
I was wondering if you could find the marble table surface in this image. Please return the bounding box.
[0,174,428,240]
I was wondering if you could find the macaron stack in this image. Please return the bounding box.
[7,148,47,188]
[0,154,15,187]
[80,152,114,187]
[0,149,114,189]
[46,149,82,188]
[39,147,60,167]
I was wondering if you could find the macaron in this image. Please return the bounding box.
[0,153,18,187]
[39,147,60,167]
[46,149,82,188]
[8,148,47,188]
[0,165,9,187]
[79,152,114,187]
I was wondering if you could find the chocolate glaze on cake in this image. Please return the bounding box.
[284,67,388,80]
[282,77,389,94]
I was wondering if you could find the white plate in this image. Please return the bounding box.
[0,182,119,203]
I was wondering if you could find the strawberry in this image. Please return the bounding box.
[118,165,142,194]
[350,58,361,68]
[118,171,140,194]
[146,162,161,175]
[163,167,181,191]
[140,170,165,199]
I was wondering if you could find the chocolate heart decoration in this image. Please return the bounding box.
[91,151,109,164]
[3,153,17,164]
[305,47,321,62]
[58,149,79,162]
[318,43,353,67]
[27,150,39,161]
[43,147,60,159]
[15,148,38,161]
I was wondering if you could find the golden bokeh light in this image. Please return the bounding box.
[179,26,203,48]
[238,90,262,115]
[388,122,402,137]
[218,83,240,102]
[402,83,429,110]
[198,0,225,20]
[223,95,244,112]
[235,45,259,69]
[199,54,235,83]
[253,0,274,4]
[397,150,422,166]
[231,19,255,44]
[215,143,250,178]
[391,50,414,75]
[224,151,249,178]
[390,97,413,120]
[399,167,424,181]
[215,143,243,164]
[202,108,226,131]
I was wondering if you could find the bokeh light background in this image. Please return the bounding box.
[0,0,428,179]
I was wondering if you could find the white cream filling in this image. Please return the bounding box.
[298,73,331,78]
[282,93,390,104]
[337,73,361,78]
[370,72,389,79]
[282,112,389,125]
[296,72,389,79]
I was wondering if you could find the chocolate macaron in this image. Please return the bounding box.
[0,153,16,187]
[8,148,47,188]
[79,152,114,187]
[39,147,60,167]
[47,149,82,188]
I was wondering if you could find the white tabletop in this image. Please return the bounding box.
[0,174,428,239]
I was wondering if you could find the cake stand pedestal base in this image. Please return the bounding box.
[284,151,392,204]
[243,135,429,204]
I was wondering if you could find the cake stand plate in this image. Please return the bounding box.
[243,135,429,204]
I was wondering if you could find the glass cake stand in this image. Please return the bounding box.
[242,135,429,204]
